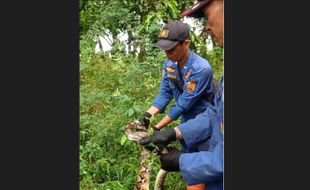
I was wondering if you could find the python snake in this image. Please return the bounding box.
[124,120,168,190]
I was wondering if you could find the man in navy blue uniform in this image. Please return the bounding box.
[138,20,216,153]
[139,1,224,190]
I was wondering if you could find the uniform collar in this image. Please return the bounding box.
[184,50,193,67]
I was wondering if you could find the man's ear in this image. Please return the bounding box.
[184,39,191,48]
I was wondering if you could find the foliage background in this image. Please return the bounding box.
[80,0,223,189]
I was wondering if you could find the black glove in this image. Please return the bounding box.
[139,112,152,128]
[139,128,176,147]
[160,148,181,171]
[151,126,160,131]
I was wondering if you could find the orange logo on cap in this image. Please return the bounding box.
[159,29,169,38]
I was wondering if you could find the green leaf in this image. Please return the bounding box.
[133,105,142,113]
[120,134,127,145]
[127,108,135,117]
[112,88,121,97]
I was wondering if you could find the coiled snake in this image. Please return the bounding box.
[124,120,168,190]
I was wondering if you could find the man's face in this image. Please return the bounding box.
[203,1,224,47]
[164,40,190,62]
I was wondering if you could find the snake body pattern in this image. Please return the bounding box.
[124,121,168,190]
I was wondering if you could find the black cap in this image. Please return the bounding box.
[155,20,190,51]
[181,0,212,18]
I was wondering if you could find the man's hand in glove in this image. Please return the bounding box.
[160,148,182,171]
[139,128,176,147]
[151,126,160,131]
[139,112,152,128]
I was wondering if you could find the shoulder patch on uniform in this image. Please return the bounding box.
[166,67,176,72]
[159,29,169,38]
[186,80,197,93]
[184,70,190,79]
